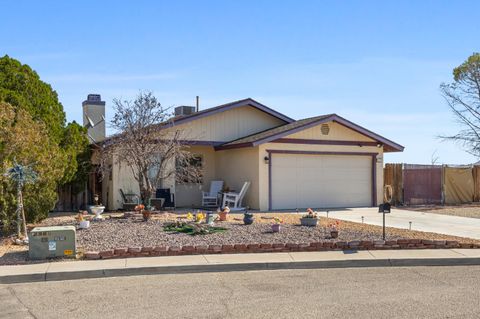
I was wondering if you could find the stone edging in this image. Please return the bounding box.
[83,239,480,260]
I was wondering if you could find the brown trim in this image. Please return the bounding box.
[179,140,224,146]
[267,150,377,210]
[331,116,404,152]
[215,142,254,151]
[223,114,404,153]
[271,138,379,147]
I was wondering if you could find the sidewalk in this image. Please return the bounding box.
[2,249,480,284]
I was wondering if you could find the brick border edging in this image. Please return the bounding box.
[84,239,480,260]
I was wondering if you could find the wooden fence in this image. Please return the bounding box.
[384,163,480,206]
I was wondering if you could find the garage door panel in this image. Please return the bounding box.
[271,153,372,209]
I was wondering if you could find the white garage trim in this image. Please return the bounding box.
[267,150,377,210]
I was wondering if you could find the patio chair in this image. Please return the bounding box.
[155,188,175,210]
[202,180,224,207]
[119,189,140,211]
[222,181,251,211]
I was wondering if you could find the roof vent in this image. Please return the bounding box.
[321,124,330,135]
[174,106,196,117]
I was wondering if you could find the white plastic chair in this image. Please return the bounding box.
[202,180,224,207]
[222,181,251,210]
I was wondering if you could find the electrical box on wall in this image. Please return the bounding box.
[28,226,76,260]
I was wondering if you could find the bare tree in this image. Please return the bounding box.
[100,91,202,204]
[430,150,439,165]
[440,53,480,157]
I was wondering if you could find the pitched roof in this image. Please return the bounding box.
[165,98,294,127]
[100,98,293,145]
[216,114,404,152]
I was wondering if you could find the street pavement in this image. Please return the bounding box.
[316,207,480,239]
[2,265,480,318]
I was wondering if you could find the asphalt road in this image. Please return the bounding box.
[2,266,480,319]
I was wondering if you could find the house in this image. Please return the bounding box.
[84,95,404,211]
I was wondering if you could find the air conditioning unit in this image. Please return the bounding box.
[28,226,76,260]
[174,105,196,117]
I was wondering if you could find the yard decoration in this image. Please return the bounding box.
[243,212,254,225]
[4,161,38,241]
[195,212,205,223]
[77,213,91,229]
[163,221,226,236]
[135,204,152,221]
[271,217,283,232]
[329,221,340,238]
[206,211,216,225]
[89,192,106,220]
[142,210,152,221]
[218,206,230,221]
[300,208,318,227]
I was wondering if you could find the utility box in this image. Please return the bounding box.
[28,226,76,260]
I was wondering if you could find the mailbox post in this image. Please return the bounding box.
[378,203,391,240]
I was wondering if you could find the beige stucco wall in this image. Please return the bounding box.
[104,115,387,211]
[256,121,384,211]
[287,121,375,142]
[172,105,285,142]
[215,147,260,209]
[175,146,217,207]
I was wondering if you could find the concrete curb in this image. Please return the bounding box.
[2,256,480,284]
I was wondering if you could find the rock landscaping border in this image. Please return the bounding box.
[84,239,480,260]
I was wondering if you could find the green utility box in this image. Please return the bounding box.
[28,226,76,260]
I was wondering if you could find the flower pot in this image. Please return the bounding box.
[330,230,339,238]
[243,213,254,225]
[271,224,281,233]
[300,217,318,227]
[218,212,228,221]
[91,206,105,220]
[79,220,90,229]
[142,210,152,221]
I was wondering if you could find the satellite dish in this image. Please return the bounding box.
[85,115,95,128]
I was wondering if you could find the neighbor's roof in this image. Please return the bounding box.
[216,114,404,152]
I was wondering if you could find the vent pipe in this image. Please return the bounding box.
[196,96,199,112]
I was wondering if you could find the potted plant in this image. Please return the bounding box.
[300,208,318,227]
[329,221,340,238]
[271,217,283,232]
[243,212,254,225]
[218,206,230,221]
[142,210,152,221]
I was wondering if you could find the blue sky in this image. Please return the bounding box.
[1,0,479,164]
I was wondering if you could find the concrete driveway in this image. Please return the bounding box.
[316,207,480,240]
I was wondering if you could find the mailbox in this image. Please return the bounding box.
[28,226,76,260]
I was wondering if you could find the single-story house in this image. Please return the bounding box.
[86,96,403,211]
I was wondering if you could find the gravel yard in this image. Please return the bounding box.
[1,211,479,265]
[404,204,480,219]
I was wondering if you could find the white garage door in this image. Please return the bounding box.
[271,153,372,209]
